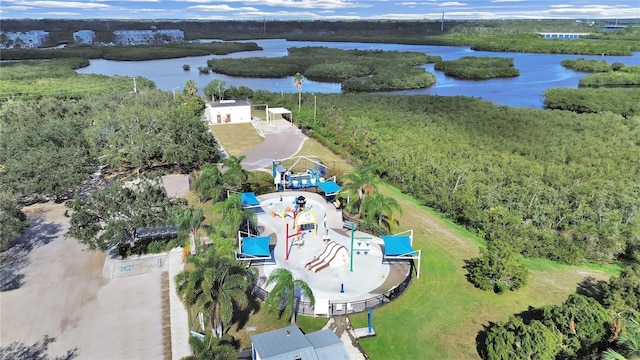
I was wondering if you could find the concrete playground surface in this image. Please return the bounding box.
[248,192,404,306]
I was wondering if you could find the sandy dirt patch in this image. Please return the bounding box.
[1,204,164,360]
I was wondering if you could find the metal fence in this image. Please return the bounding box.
[251,260,415,317]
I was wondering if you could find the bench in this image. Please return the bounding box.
[343,220,357,231]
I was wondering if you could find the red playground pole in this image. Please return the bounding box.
[285,222,302,261]
[286,223,290,260]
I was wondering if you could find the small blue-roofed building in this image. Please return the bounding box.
[251,326,350,360]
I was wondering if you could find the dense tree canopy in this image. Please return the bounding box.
[0,97,96,200]
[66,179,185,251]
[1,87,220,200]
[0,192,27,251]
[480,266,640,359]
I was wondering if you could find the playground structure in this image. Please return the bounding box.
[305,241,349,273]
[234,191,419,310]
[273,156,327,191]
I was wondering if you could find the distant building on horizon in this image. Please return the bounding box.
[0,30,49,48]
[537,32,591,39]
[113,28,184,45]
[73,30,96,44]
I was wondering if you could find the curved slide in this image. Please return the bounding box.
[305,241,340,269]
[305,241,348,273]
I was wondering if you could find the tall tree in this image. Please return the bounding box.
[293,72,304,112]
[342,167,379,215]
[213,194,256,238]
[221,155,249,192]
[361,192,402,231]
[193,163,224,203]
[174,207,204,252]
[265,268,315,325]
[204,79,226,102]
[183,79,198,97]
[175,249,251,337]
[66,178,184,250]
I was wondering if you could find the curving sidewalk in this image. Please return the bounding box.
[241,119,307,171]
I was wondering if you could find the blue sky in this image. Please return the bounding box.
[1,0,638,21]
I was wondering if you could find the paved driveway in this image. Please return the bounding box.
[241,120,307,171]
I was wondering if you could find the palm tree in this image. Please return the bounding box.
[193,163,224,203]
[175,249,251,337]
[213,194,256,238]
[342,167,379,215]
[175,207,204,253]
[265,268,315,325]
[361,193,402,231]
[184,333,237,360]
[221,155,249,191]
[183,79,198,97]
[293,72,305,112]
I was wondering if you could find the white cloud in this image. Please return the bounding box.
[4,0,111,9]
[440,2,467,7]
[187,4,258,11]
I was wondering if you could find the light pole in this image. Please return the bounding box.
[311,93,317,123]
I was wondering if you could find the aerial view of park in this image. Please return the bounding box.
[1,2,640,359]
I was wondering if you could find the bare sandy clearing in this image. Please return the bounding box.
[1,204,164,360]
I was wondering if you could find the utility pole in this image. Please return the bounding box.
[441,11,445,32]
[133,77,137,94]
[312,93,317,123]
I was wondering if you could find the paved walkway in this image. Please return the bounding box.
[168,247,191,359]
[241,118,307,171]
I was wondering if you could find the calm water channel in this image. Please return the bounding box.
[76,39,640,108]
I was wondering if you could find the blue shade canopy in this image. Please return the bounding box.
[381,235,414,256]
[241,192,261,208]
[241,236,270,257]
[317,180,341,195]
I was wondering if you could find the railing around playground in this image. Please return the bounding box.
[251,260,414,317]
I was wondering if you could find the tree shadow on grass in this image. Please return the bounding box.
[576,276,607,303]
[0,211,63,292]
[475,322,492,360]
[232,289,263,332]
[0,335,79,360]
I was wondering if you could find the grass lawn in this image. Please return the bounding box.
[349,184,619,359]
[205,122,620,359]
[209,122,263,155]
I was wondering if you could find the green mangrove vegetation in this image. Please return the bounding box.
[561,58,617,72]
[579,71,640,87]
[0,41,262,61]
[287,93,640,265]
[434,56,519,80]
[466,34,638,56]
[0,59,155,100]
[544,88,640,117]
[206,46,439,92]
[480,265,640,359]
[560,58,640,87]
